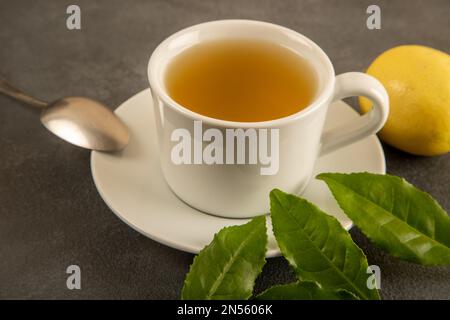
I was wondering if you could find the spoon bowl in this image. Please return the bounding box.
[41,97,129,151]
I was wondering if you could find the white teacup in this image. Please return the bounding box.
[148,20,389,218]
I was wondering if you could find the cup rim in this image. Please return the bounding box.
[148,19,335,128]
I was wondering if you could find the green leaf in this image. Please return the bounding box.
[270,189,380,300]
[181,216,267,300]
[318,172,450,265]
[256,281,358,300]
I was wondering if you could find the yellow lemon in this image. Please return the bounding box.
[359,45,450,156]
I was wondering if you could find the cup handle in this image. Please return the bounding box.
[320,72,389,156]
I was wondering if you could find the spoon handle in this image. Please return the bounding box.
[0,78,48,109]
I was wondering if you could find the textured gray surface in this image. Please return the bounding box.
[0,0,449,299]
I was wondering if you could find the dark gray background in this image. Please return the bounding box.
[0,0,449,299]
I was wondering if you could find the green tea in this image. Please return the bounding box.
[165,39,317,122]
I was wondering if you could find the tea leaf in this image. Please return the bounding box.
[256,281,358,300]
[270,189,380,300]
[318,172,450,265]
[181,216,267,300]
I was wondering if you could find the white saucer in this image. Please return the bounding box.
[91,89,385,257]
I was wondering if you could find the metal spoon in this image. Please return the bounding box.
[0,78,129,151]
